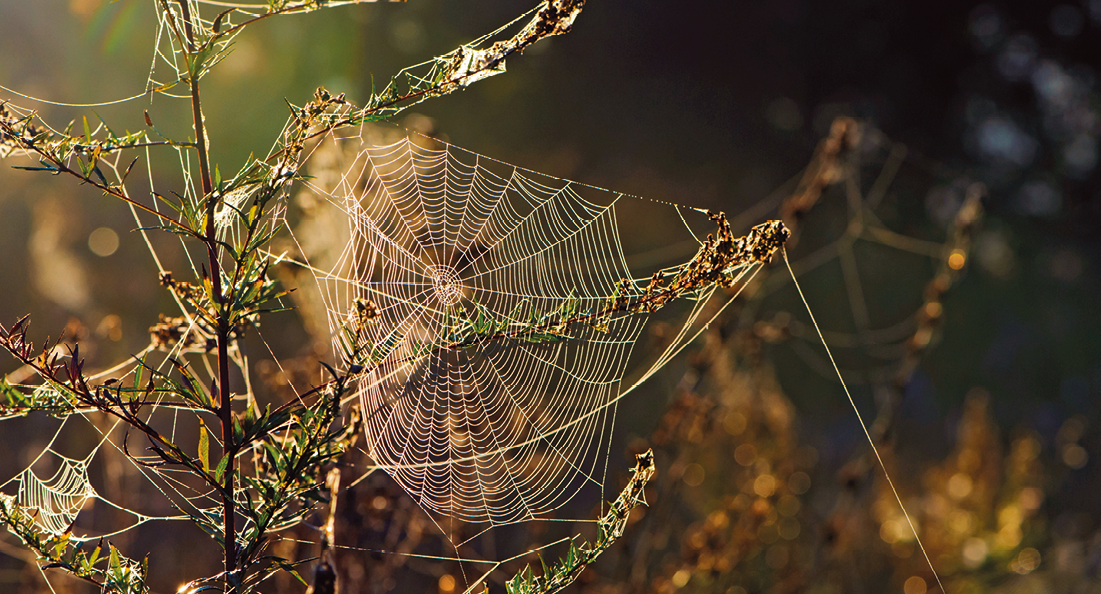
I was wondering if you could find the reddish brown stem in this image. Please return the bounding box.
[175,0,236,589]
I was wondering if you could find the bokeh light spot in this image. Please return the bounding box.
[777,494,801,517]
[778,516,801,540]
[948,250,966,270]
[788,471,811,495]
[1063,444,1088,469]
[683,463,705,487]
[962,537,989,568]
[96,314,122,342]
[723,411,747,436]
[754,474,776,498]
[88,227,119,257]
[947,473,973,499]
[735,444,757,466]
[1012,547,1041,574]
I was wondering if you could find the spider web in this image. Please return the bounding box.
[0,411,191,542]
[0,0,846,589]
[0,2,976,582]
[283,127,759,533]
[0,111,977,592]
[0,108,763,589]
[2,1,729,587]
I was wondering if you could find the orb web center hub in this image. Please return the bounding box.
[427,264,463,305]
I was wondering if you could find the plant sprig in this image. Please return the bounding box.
[505,449,656,594]
[0,496,149,594]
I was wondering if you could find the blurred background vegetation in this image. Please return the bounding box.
[1,1,1099,593]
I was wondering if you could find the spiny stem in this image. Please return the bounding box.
[175,0,236,589]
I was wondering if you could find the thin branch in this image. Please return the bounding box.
[263,0,587,167]
[173,0,237,588]
[0,117,196,234]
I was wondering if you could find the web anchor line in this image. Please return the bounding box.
[783,247,946,594]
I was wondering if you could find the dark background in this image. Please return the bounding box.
[1,0,1099,592]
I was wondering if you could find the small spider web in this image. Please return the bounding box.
[0,410,192,544]
[13,454,94,537]
[282,126,766,538]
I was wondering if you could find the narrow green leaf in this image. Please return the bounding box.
[91,109,117,139]
[232,415,244,446]
[214,454,230,483]
[276,560,308,585]
[89,144,102,177]
[108,542,120,570]
[198,418,210,472]
[12,165,60,173]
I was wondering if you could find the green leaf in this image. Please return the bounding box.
[275,559,307,585]
[212,8,233,34]
[91,109,117,139]
[198,418,210,473]
[53,532,68,558]
[213,453,230,484]
[108,542,120,570]
[232,415,244,446]
[12,163,61,174]
[0,378,26,406]
[202,274,216,305]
